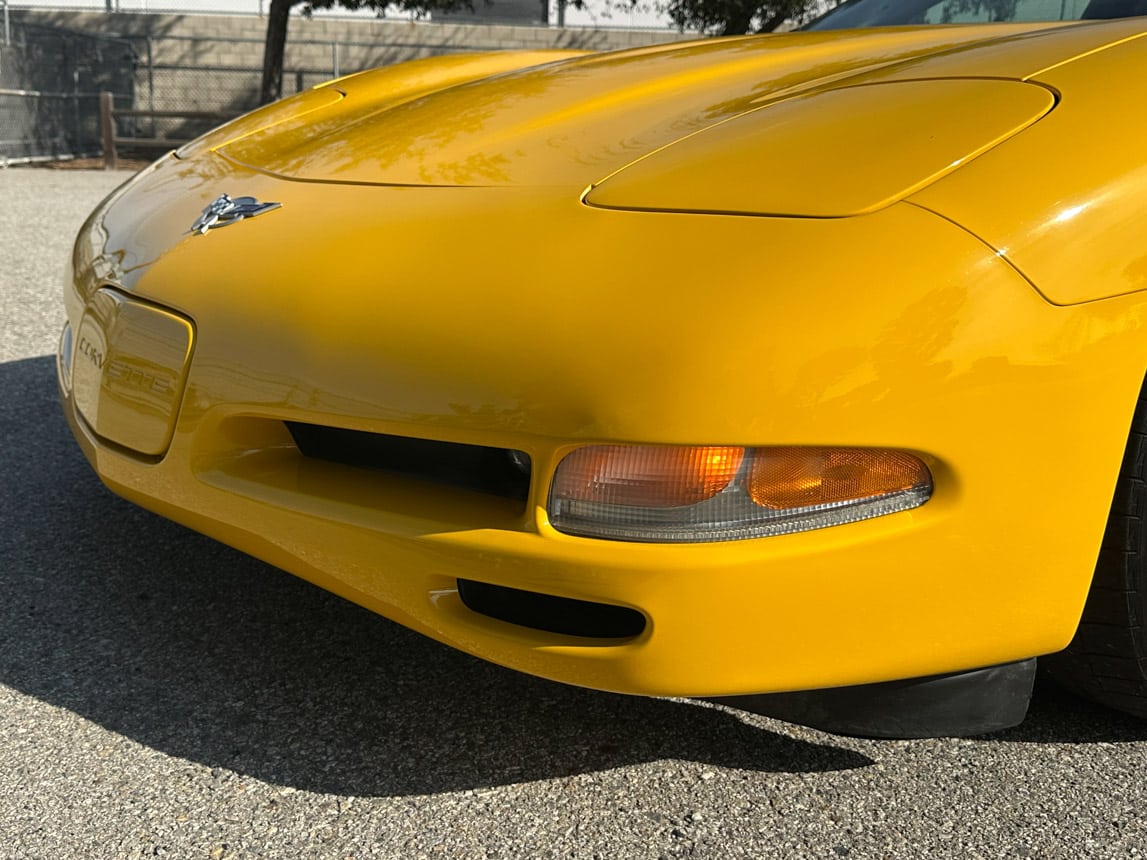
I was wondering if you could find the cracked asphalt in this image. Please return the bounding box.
[3,166,1147,859]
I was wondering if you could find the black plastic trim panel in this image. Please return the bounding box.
[712,659,1037,738]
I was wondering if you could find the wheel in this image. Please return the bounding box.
[1043,384,1147,717]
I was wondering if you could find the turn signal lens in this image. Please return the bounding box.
[548,445,931,543]
[749,447,930,509]
[552,445,744,507]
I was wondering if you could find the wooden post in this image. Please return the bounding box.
[99,92,117,171]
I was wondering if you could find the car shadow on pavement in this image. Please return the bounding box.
[1,356,878,796]
[997,676,1147,744]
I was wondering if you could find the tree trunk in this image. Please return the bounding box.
[260,0,298,105]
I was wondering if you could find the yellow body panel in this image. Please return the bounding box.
[584,78,1055,216]
[217,25,1083,188]
[910,34,1147,305]
[58,20,1147,697]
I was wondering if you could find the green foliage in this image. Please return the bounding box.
[566,0,832,35]
[658,0,824,33]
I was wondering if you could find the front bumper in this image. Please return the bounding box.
[57,162,1147,698]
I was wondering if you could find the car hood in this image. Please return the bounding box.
[210,21,1128,196]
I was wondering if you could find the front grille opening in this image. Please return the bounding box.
[458,579,647,639]
[286,422,531,505]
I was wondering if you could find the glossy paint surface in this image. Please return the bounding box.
[911,32,1147,305]
[585,78,1054,216]
[58,20,1147,696]
[218,25,1078,188]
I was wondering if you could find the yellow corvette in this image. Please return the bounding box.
[58,2,1147,737]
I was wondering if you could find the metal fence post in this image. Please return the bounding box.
[100,91,117,170]
[3,0,10,47]
[146,36,156,137]
[72,68,82,158]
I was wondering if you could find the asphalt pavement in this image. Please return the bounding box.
[3,166,1147,859]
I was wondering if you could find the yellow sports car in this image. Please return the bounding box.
[58,1,1147,738]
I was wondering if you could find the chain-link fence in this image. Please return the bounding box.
[108,34,263,155]
[132,31,484,115]
[0,22,135,163]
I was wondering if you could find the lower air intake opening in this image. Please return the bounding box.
[457,579,646,639]
[286,421,530,506]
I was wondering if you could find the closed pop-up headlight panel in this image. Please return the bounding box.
[585,79,1055,217]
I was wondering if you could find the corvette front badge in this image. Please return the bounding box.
[191,194,281,234]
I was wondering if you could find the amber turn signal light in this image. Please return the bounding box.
[548,444,932,543]
[749,447,930,510]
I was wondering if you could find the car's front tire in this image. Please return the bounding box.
[1044,382,1147,718]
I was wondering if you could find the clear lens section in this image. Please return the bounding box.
[549,445,931,543]
[552,445,744,507]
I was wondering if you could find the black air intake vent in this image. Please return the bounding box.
[286,422,531,504]
[458,579,647,639]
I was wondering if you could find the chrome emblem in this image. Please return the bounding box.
[191,194,281,234]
